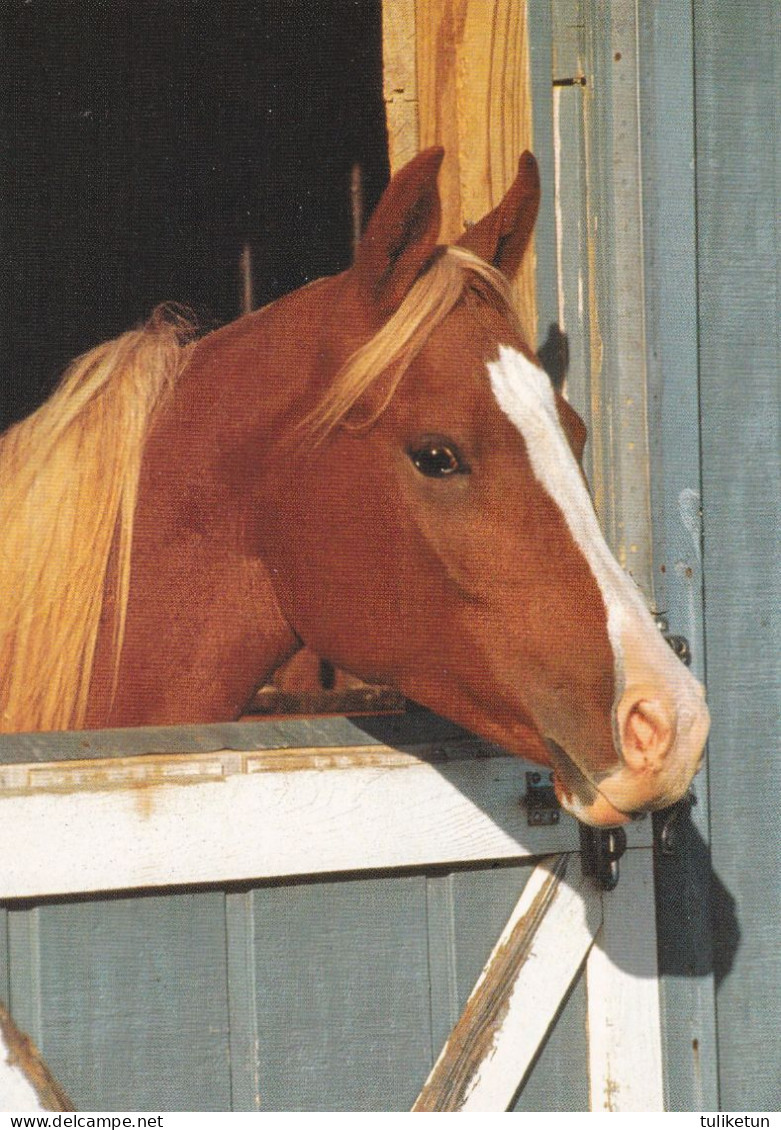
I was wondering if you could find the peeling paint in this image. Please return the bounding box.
[0,740,494,800]
[0,1004,73,1112]
[413,856,568,1111]
[678,487,703,562]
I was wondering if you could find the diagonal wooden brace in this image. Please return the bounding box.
[413,853,602,1111]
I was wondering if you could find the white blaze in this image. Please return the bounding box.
[487,344,706,795]
[487,345,644,685]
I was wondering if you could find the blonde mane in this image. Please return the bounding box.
[0,306,195,732]
[303,246,522,441]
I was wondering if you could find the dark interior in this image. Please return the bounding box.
[1,0,389,431]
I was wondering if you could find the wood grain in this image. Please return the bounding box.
[382,0,537,342]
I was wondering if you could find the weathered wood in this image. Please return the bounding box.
[693,0,781,1110]
[586,848,664,1112]
[0,1003,73,1112]
[382,0,419,169]
[247,684,405,718]
[413,855,601,1111]
[637,0,719,1109]
[382,0,537,342]
[7,893,232,1111]
[0,743,581,898]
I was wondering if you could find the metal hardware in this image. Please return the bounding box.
[523,770,561,826]
[665,633,692,666]
[580,825,628,891]
[656,789,698,857]
[653,612,692,666]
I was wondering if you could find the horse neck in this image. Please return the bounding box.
[88,287,338,728]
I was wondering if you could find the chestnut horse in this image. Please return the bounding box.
[0,148,709,825]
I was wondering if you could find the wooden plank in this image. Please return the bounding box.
[225,892,263,1112]
[586,848,664,1112]
[511,964,589,1112]
[693,0,781,1110]
[548,0,591,429]
[382,0,537,341]
[412,854,601,1111]
[0,709,471,764]
[7,893,232,1111]
[382,0,419,169]
[446,863,590,1111]
[0,744,578,898]
[526,0,559,354]
[247,874,433,1111]
[637,1,719,1110]
[578,0,655,587]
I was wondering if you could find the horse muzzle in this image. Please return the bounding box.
[547,680,710,827]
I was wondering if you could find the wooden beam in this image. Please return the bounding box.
[586,848,665,1111]
[0,743,579,898]
[413,854,601,1111]
[382,0,419,169]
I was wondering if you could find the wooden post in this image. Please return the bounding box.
[382,0,537,343]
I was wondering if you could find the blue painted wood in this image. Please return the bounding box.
[0,709,469,765]
[527,0,560,353]
[6,894,232,1111]
[246,874,434,1111]
[636,1,719,1111]
[1,860,595,1111]
[693,0,781,1111]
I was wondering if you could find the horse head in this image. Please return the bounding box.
[18,145,707,824]
[252,147,709,826]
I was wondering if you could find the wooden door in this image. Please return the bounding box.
[1,714,657,1111]
[3,2,749,1112]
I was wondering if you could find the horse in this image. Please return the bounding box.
[0,147,709,826]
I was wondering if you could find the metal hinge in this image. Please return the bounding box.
[654,612,692,666]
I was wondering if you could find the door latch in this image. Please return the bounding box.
[580,825,628,891]
[523,771,627,891]
[523,770,561,825]
[656,789,698,856]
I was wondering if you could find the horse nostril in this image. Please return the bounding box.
[621,697,675,771]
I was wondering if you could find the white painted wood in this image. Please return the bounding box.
[413,855,602,1111]
[0,1005,71,1112]
[0,745,579,899]
[586,848,665,1111]
[0,1033,46,1112]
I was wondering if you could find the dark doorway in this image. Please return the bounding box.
[1,0,389,431]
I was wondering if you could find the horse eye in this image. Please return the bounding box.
[409,442,467,477]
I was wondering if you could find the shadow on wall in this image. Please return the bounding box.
[653,805,740,988]
[351,711,740,986]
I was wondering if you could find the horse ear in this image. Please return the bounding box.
[352,146,444,314]
[457,150,540,278]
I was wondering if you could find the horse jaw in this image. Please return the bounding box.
[487,345,709,825]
